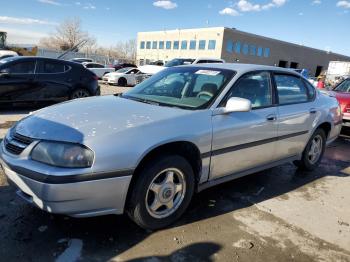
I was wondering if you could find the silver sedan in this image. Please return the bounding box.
[0,64,342,229]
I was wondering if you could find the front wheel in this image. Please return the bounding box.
[127,155,195,230]
[70,88,90,99]
[294,128,326,171]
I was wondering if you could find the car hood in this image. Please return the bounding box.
[14,96,193,143]
[138,65,165,74]
[105,72,124,77]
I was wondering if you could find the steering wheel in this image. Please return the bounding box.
[197,91,214,100]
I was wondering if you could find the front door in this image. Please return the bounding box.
[210,71,278,179]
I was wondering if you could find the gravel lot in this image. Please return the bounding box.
[0,84,350,261]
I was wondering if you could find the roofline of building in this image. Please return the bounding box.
[224,27,350,59]
[137,26,350,59]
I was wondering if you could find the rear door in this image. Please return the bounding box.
[35,60,72,101]
[0,59,36,102]
[273,73,317,158]
[210,71,279,179]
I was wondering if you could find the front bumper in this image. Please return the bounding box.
[0,142,132,217]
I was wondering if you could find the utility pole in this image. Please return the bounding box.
[0,31,7,49]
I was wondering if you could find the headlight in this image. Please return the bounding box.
[31,141,94,168]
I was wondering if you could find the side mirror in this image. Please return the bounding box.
[214,97,252,115]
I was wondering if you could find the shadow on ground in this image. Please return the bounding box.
[0,137,349,261]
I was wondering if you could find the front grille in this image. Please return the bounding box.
[4,132,34,155]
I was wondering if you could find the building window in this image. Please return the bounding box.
[208,40,216,50]
[152,41,157,49]
[242,43,249,55]
[199,40,206,50]
[166,41,171,49]
[181,40,187,50]
[235,41,241,53]
[159,41,164,49]
[249,45,256,56]
[264,47,270,57]
[257,47,263,57]
[226,40,234,53]
[190,40,196,50]
[146,41,151,49]
[140,41,145,49]
[173,41,179,50]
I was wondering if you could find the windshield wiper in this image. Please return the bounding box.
[121,94,160,105]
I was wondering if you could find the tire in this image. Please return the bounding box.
[70,88,90,99]
[127,155,195,230]
[294,128,326,171]
[118,78,127,87]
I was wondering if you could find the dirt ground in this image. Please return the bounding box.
[0,84,349,262]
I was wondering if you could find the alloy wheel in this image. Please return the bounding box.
[145,168,186,219]
[308,134,323,164]
[72,89,90,99]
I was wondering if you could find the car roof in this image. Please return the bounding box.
[0,56,85,67]
[182,63,301,75]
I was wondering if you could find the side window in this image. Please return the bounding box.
[225,71,272,108]
[4,61,35,74]
[274,74,309,105]
[40,61,66,73]
[303,79,316,99]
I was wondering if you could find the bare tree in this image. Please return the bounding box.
[39,18,94,51]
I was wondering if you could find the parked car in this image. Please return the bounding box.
[0,56,100,105]
[0,50,18,60]
[70,58,94,64]
[0,64,342,230]
[139,57,225,75]
[102,67,142,86]
[329,78,350,126]
[82,62,115,79]
[110,63,137,71]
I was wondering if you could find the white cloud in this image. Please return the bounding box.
[235,0,287,12]
[37,0,61,5]
[0,16,58,26]
[312,0,321,5]
[298,12,304,15]
[337,1,350,8]
[153,1,177,10]
[0,26,48,44]
[219,7,240,16]
[237,0,260,12]
[83,3,96,10]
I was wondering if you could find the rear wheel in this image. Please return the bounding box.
[118,78,127,87]
[127,155,195,230]
[70,88,90,99]
[294,128,326,171]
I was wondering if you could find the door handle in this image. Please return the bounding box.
[266,114,277,121]
[309,108,317,114]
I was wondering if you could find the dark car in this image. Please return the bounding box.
[0,56,100,106]
[111,63,137,70]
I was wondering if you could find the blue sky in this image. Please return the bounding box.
[0,0,349,55]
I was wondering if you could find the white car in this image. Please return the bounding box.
[82,62,115,79]
[102,68,142,86]
[139,57,225,75]
[0,50,18,60]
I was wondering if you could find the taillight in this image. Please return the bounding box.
[92,75,99,81]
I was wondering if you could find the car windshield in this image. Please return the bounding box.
[164,59,195,67]
[334,80,350,92]
[122,67,235,110]
[116,68,130,73]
